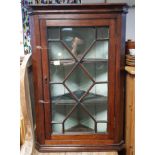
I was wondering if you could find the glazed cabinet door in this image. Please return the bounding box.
[39,18,116,144]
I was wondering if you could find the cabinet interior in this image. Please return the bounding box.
[48,27,109,134]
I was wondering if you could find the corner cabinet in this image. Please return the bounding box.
[28,4,128,152]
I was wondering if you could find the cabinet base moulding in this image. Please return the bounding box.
[35,141,125,152]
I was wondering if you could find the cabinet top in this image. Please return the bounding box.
[26,3,128,15]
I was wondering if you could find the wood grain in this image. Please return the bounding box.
[125,66,135,75]
[20,54,33,145]
[20,54,34,155]
[20,115,26,145]
[125,66,135,155]
[33,150,118,155]
[29,15,45,144]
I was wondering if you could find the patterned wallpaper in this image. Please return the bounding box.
[21,0,81,54]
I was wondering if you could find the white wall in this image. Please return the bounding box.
[126,7,135,41]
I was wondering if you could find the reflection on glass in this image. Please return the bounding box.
[48,26,109,134]
[61,27,95,57]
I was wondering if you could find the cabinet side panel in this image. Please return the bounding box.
[29,15,45,144]
[108,20,116,139]
[114,14,126,143]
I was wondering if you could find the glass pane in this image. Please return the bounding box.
[48,26,110,134]
[48,42,73,60]
[99,84,107,96]
[85,41,109,59]
[97,27,109,40]
[65,66,93,99]
[64,104,95,133]
[61,27,95,58]
[47,27,60,40]
[82,84,108,124]
[51,84,76,124]
[97,123,107,133]
[50,62,75,83]
[52,124,62,134]
[90,83,108,97]
[83,62,108,82]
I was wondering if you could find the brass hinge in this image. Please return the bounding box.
[39,100,49,104]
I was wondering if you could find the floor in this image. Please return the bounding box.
[33,150,118,155]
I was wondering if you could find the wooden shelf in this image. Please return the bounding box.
[52,90,107,105]
[65,124,94,133]
[50,58,108,65]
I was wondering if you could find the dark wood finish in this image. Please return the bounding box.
[29,15,45,144]
[35,141,125,152]
[27,4,128,14]
[108,19,115,140]
[28,3,128,152]
[42,19,115,142]
[40,20,51,139]
[114,14,126,143]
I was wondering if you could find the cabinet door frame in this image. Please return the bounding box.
[39,18,116,144]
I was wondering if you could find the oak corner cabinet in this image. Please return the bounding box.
[28,3,128,152]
